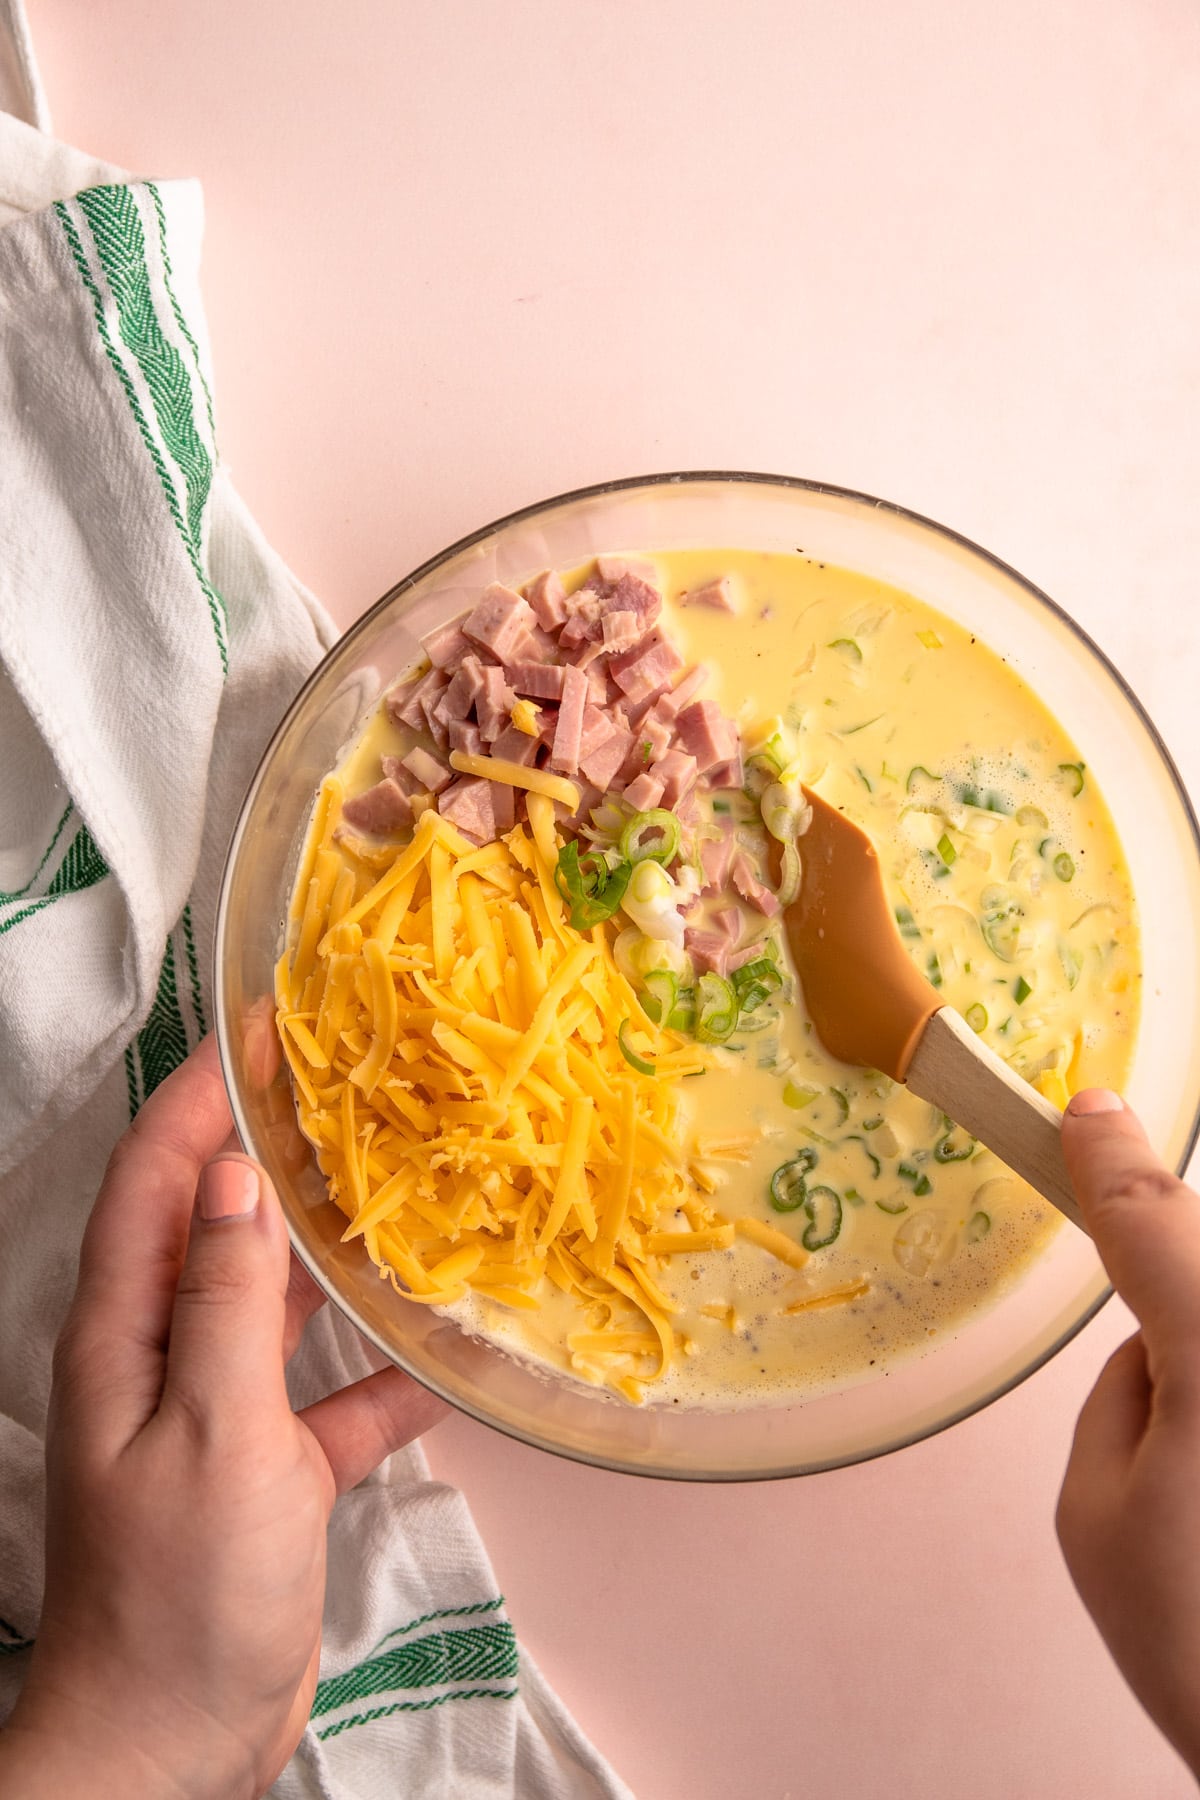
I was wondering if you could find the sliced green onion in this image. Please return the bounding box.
[620,808,681,867]
[617,1019,656,1075]
[912,1174,933,1198]
[830,1088,850,1126]
[1058,943,1082,991]
[897,1161,920,1184]
[855,765,873,793]
[712,798,732,815]
[640,969,678,1024]
[554,842,631,930]
[934,1129,975,1163]
[776,840,802,906]
[965,1210,992,1243]
[842,716,883,736]
[894,906,921,940]
[936,832,957,867]
[844,1187,865,1207]
[1015,805,1049,828]
[733,958,784,1017]
[1013,975,1033,1004]
[1037,836,1055,860]
[783,1081,820,1110]
[846,1135,881,1179]
[695,972,738,1044]
[906,765,941,794]
[827,637,862,661]
[1053,852,1075,883]
[862,1116,884,1131]
[802,1185,843,1250]
[916,629,943,649]
[980,886,1023,962]
[965,1002,988,1034]
[876,1198,909,1215]
[667,986,696,1032]
[1058,762,1086,797]
[927,952,943,990]
[770,1149,818,1213]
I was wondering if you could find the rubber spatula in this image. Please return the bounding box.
[783,787,1086,1234]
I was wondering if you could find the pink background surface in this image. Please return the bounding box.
[29,2,1200,1794]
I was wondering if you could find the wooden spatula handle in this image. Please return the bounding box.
[905,1007,1087,1235]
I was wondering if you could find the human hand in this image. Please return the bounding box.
[1056,1089,1200,1777]
[0,1035,447,1800]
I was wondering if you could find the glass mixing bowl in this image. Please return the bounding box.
[214,473,1200,1480]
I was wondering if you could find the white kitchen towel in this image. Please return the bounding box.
[0,12,631,1796]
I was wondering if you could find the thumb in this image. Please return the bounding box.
[1061,1090,1200,1353]
[162,1153,291,1425]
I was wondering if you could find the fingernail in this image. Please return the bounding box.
[197,1158,262,1222]
[1066,1088,1125,1117]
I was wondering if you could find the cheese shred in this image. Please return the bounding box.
[276,795,730,1398]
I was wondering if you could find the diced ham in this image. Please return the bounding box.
[341,778,413,835]
[714,905,744,946]
[561,780,604,832]
[475,665,516,740]
[608,630,684,703]
[461,583,536,660]
[448,719,484,756]
[387,666,446,730]
[488,781,515,833]
[732,850,780,917]
[380,755,424,796]
[675,699,740,774]
[655,664,709,720]
[576,706,615,762]
[507,661,566,700]
[728,938,768,973]
[595,554,659,586]
[438,777,495,844]
[550,664,589,775]
[421,620,472,669]
[557,610,597,653]
[707,749,745,789]
[601,609,644,654]
[402,745,452,794]
[437,654,487,722]
[489,724,541,766]
[622,770,666,811]
[419,689,450,750]
[524,568,569,630]
[655,748,698,808]
[641,711,674,764]
[700,827,737,893]
[679,576,736,613]
[581,731,634,793]
[685,928,731,979]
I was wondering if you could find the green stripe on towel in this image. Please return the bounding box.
[316,1687,519,1740]
[312,1620,519,1718]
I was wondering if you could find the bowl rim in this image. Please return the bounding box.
[214,469,1200,1481]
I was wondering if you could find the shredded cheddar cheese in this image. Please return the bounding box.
[274,779,821,1399]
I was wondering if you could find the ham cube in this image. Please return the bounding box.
[341,778,413,836]
[675,700,740,774]
[595,554,659,586]
[655,664,709,720]
[462,583,536,660]
[388,666,446,730]
[679,576,736,613]
[448,719,483,756]
[488,781,515,833]
[381,755,424,796]
[508,661,566,700]
[655,748,698,808]
[601,609,644,654]
[421,620,472,668]
[608,630,683,703]
[622,770,666,811]
[685,928,732,979]
[551,664,589,775]
[732,850,780,917]
[438,777,496,844]
[489,724,541,766]
[475,665,516,740]
[524,568,569,630]
[700,827,737,894]
[437,654,487,722]
[402,745,452,794]
[707,749,745,789]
